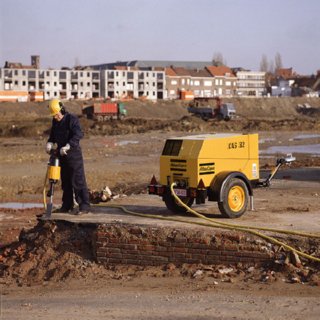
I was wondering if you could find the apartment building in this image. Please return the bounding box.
[165,65,237,99]
[100,66,165,100]
[206,66,237,96]
[0,57,267,101]
[0,67,100,100]
[234,69,266,96]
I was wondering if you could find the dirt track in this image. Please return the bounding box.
[0,98,320,319]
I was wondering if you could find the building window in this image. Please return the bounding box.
[171,80,177,85]
[204,80,212,86]
[59,71,66,79]
[194,80,200,86]
[28,70,36,78]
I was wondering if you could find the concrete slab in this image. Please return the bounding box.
[41,180,320,234]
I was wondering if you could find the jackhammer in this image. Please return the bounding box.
[43,149,61,218]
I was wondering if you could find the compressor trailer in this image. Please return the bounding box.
[148,133,295,218]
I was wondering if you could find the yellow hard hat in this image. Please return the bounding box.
[48,99,62,116]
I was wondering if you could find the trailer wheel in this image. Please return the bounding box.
[97,115,104,122]
[218,178,248,218]
[164,194,194,214]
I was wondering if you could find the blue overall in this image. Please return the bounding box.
[48,112,90,211]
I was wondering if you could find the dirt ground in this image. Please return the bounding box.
[0,98,320,319]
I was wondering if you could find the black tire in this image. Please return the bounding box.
[164,193,194,214]
[218,178,249,218]
[97,115,104,122]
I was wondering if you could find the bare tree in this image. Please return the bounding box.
[269,59,275,74]
[259,54,269,72]
[274,52,283,71]
[212,52,226,66]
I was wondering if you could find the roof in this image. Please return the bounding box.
[206,66,236,77]
[293,76,320,91]
[275,68,295,79]
[165,67,177,76]
[90,60,213,70]
[189,68,212,78]
[172,67,190,76]
[4,62,36,69]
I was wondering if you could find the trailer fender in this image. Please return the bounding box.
[209,171,253,202]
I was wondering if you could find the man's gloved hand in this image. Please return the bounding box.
[46,142,53,154]
[60,144,70,156]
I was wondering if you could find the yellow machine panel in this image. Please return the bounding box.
[48,165,61,181]
[160,133,259,187]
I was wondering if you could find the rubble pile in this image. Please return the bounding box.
[0,221,319,287]
[0,221,98,286]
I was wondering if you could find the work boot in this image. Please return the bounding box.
[74,207,91,215]
[53,207,73,213]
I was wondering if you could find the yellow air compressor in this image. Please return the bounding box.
[148,133,294,218]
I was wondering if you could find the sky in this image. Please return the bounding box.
[0,0,319,75]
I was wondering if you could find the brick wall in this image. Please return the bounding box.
[93,224,275,267]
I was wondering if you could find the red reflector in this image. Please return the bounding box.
[150,175,158,185]
[157,186,165,195]
[197,179,206,189]
[190,188,197,198]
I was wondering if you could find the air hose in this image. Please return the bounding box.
[168,183,320,263]
[94,183,320,263]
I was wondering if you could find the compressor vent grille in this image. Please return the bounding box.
[162,139,182,156]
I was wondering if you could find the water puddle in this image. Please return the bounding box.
[115,140,139,146]
[259,138,276,144]
[292,134,320,140]
[0,202,43,209]
[261,144,320,155]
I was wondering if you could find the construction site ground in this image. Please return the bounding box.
[0,97,320,319]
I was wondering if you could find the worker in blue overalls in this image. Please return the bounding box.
[46,99,91,214]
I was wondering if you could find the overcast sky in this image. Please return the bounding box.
[0,0,319,74]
